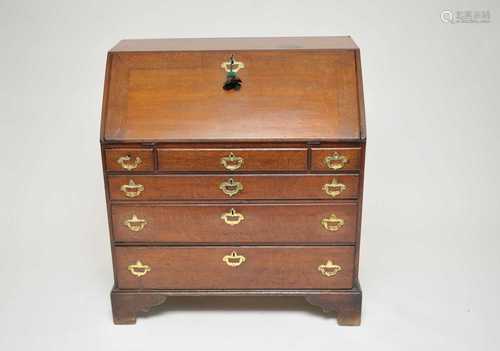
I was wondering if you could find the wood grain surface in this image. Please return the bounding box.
[115,246,355,289]
[103,50,360,142]
[111,202,358,243]
[108,174,360,200]
[158,148,307,172]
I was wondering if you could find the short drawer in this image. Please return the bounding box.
[115,246,354,289]
[311,148,361,171]
[104,148,154,172]
[108,174,359,200]
[158,148,307,172]
[112,203,358,244]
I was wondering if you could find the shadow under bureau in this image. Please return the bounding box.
[100,36,366,325]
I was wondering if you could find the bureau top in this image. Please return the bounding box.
[110,36,359,52]
[101,37,365,143]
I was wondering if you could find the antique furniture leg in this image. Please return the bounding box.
[111,288,361,325]
[305,284,362,326]
[111,289,167,325]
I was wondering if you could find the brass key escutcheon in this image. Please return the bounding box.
[221,59,245,73]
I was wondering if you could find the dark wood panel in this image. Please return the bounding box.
[111,283,362,325]
[104,148,154,172]
[311,148,361,171]
[108,174,359,201]
[115,246,354,289]
[103,50,360,142]
[111,202,358,243]
[158,148,307,172]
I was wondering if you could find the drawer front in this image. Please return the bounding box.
[158,148,307,172]
[108,175,359,200]
[311,148,361,171]
[104,148,154,172]
[112,203,358,243]
[115,246,354,289]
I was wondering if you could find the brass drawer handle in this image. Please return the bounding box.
[124,214,147,232]
[221,208,245,226]
[222,251,246,267]
[324,152,348,170]
[318,260,342,277]
[128,261,151,277]
[120,180,144,198]
[321,214,344,232]
[219,178,243,197]
[220,152,244,171]
[117,155,142,171]
[322,178,346,198]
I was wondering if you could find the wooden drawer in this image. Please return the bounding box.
[158,148,307,172]
[115,246,354,289]
[112,203,358,244]
[108,174,359,200]
[311,148,361,171]
[104,148,154,172]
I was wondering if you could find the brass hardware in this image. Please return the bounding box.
[120,179,144,198]
[221,152,244,171]
[128,261,151,277]
[222,251,246,267]
[219,178,243,197]
[324,152,348,170]
[221,59,245,73]
[322,178,346,198]
[320,214,345,232]
[221,208,245,226]
[124,214,147,232]
[318,260,342,277]
[117,155,142,171]
[222,55,243,91]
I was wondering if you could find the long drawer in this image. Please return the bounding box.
[115,246,354,289]
[158,148,308,172]
[108,174,359,200]
[112,203,358,244]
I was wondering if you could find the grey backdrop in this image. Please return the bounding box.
[1,1,499,350]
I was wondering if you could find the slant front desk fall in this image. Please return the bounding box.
[100,36,366,325]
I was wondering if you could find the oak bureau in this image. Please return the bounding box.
[100,36,366,325]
